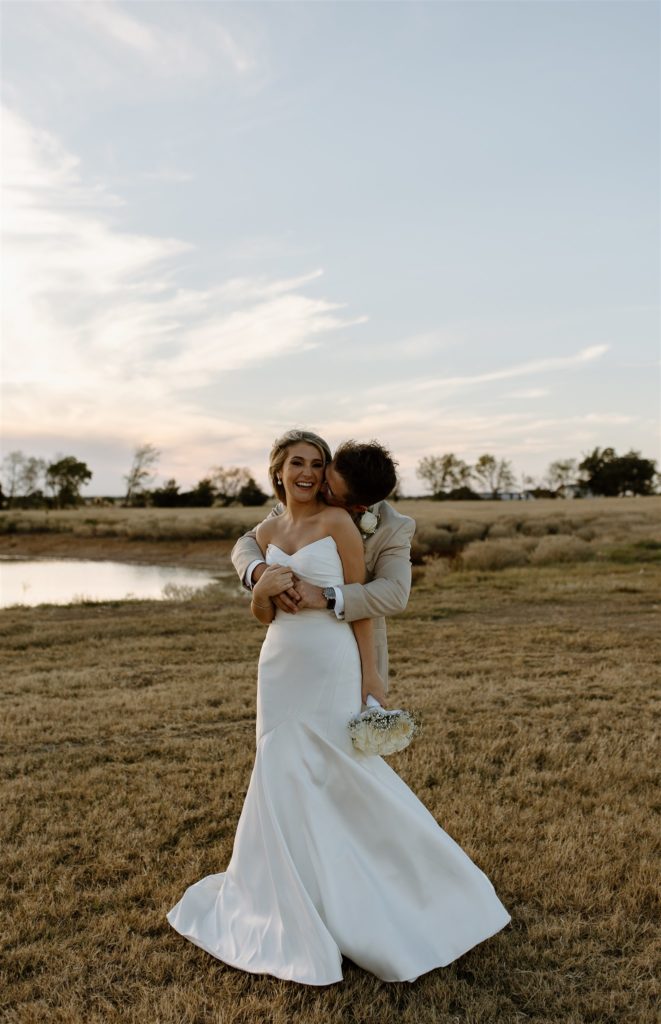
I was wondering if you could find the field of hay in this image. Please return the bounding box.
[1,499,659,1023]
[2,495,660,538]
[2,496,660,570]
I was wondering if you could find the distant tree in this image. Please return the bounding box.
[519,472,542,496]
[46,456,92,507]
[238,478,269,506]
[151,479,181,508]
[547,459,578,497]
[416,456,444,495]
[444,485,482,501]
[612,450,657,495]
[527,486,557,499]
[128,490,151,508]
[0,482,6,509]
[209,466,255,506]
[473,454,497,492]
[17,489,49,510]
[447,455,472,488]
[185,478,216,507]
[18,457,47,502]
[0,453,49,508]
[579,448,657,497]
[416,454,472,497]
[1,450,25,504]
[473,454,516,498]
[124,443,160,505]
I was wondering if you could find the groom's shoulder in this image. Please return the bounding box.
[375,501,416,537]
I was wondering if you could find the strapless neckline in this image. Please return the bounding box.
[266,536,336,558]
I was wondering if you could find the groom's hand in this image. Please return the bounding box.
[272,589,301,614]
[292,578,327,610]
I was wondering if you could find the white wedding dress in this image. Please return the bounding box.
[167,536,510,984]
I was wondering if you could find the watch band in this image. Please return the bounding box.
[323,586,336,610]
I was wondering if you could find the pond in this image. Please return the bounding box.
[0,558,233,608]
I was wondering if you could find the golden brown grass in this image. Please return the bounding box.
[1,509,660,1023]
[2,495,660,541]
[0,506,265,542]
[3,497,660,575]
[407,496,661,570]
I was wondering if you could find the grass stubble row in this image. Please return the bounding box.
[1,501,660,1023]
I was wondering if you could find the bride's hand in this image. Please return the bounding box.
[253,564,296,602]
[361,669,388,708]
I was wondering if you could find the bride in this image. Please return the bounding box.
[167,430,510,985]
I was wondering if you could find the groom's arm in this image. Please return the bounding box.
[230,504,283,587]
[231,528,265,587]
[340,518,415,622]
[294,517,415,619]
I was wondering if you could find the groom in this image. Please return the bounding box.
[231,439,416,692]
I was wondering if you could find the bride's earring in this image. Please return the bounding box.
[277,476,282,485]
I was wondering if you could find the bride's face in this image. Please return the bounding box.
[281,443,325,503]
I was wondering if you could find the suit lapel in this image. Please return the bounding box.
[362,502,384,573]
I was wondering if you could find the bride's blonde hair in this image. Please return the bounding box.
[269,429,332,503]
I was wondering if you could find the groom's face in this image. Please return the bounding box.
[322,462,369,511]
[322,462,351,509]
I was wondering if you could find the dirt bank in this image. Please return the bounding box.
[0,533,235,570]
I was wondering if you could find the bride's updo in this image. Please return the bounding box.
[269,429,332,503]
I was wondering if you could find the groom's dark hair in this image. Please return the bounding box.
[333,441,398,507]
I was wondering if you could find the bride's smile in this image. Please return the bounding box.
[281,443,325,504]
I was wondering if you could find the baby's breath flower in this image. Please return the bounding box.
[348,706,419,755]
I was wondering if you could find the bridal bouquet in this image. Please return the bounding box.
[348,695,419,756]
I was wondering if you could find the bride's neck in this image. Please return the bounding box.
[282,498,325,524]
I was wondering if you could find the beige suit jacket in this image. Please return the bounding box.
[230,500,416,689]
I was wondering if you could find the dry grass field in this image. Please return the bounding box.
[2,495,660,539]
[1,499,660,1023]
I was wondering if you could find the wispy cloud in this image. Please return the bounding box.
[506,388,550,399]
[311,407,644,477]
[0,1,262,125]
[2,107,189,387]
[74,3,157,57]
[1,108,365,447]
[70,1,257,78]
[412,345,610,394]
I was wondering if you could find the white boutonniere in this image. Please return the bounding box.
[358,508,379,537]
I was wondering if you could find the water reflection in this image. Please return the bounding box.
[0,558,228,608]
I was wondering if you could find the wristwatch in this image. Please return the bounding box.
[322,586,336,611]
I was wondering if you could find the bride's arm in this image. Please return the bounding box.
[251,566,294,624]
[329,512,388,706]
[250,523,294,625]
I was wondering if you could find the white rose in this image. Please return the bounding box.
[359,510,379,535]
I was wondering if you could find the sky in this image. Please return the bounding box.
[1,0,659,496]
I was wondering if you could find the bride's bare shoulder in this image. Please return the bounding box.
[319,505,358,537]
[319,504,352,524]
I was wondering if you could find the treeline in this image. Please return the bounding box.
[1,444,658,510]
[0,453,93,510]
[0,445,269,510]
[123,445,268,508]
[416,448,659,499]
